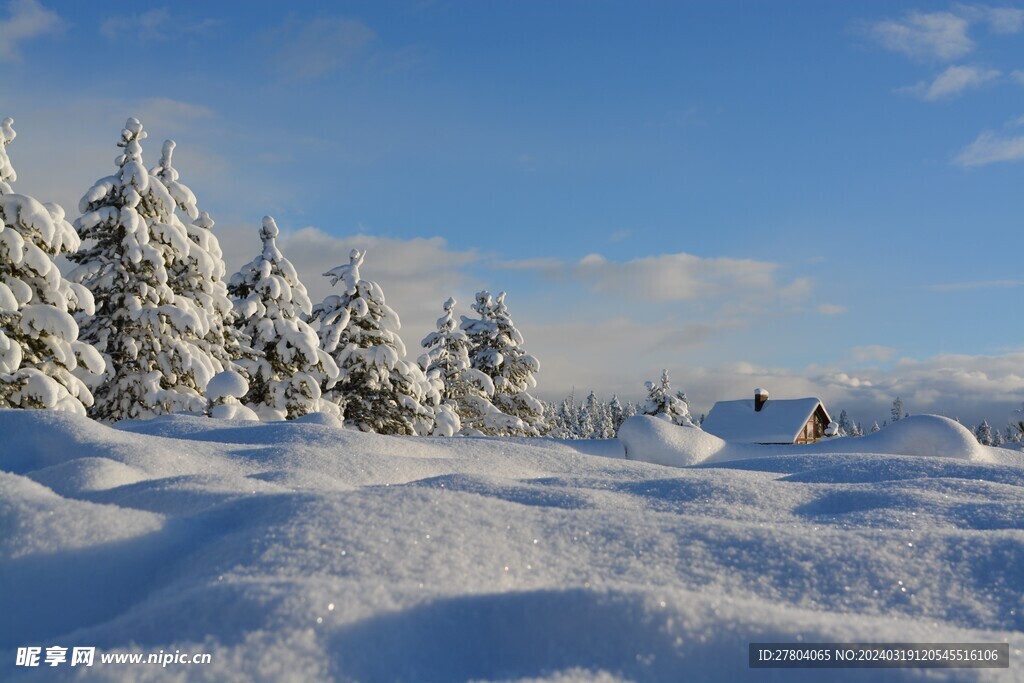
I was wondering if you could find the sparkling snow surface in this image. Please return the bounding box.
[1,410,1022,682]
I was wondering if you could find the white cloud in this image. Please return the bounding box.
[503,251,811,306]
[954,3,1024,34]
[850,345,897,363]
[671,351,1024,427]
[868,11,974,61]
[929,278,1024,291]
[0,0,63,62]
[900,64,1001,100]
[99,8,219,41]
[816,303,847,316]
[954,130,1024,166]
[267,16,377,81]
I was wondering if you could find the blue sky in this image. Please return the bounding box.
[2,0,1023,426]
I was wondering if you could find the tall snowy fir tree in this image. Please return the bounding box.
[0,117,105,413]
[228,216,339,420]
[68,118,213,421]
[891,397,906,422]
[310,248,438,435]
[461,290,546,436]
[150,140,245,375]
[643,369,697,427]
[419,296,520,436]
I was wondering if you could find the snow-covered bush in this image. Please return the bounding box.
[207,370,259,421]
[0,117,105,414]
[420,296,520,436]
[229,216,339,420]
[69,118,215,421]
[643,369,697,427]
[311,248,438,435]
[460,291,546,436]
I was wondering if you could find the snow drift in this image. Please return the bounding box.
[1,409,1022,682]
[620,414,997,468]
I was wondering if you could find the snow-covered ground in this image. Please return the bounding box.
[2,410,1022,682]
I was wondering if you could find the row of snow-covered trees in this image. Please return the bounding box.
[0,117,547,435]
[547,369,697,439]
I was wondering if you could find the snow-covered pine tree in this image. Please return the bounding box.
[228,216,339,420]
[150,140,246,374]
[0,117,105,413]
[419,296,520,436]
[891,397,906,422]
[583,391,616,439]
[836,409,854,437]
[0,117,15,194]
[460,290,546,436]
[310,248,437,435]
[870,421,881,433]
[642,369,696,427]
[1011,405,1024,442]
[974,420,994,446]
[68,118,215,421]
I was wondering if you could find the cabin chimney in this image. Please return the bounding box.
[754,388,769,412]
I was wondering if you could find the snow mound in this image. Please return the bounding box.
[618,415,726,466]
[25,457,150,495]
[811,415,986,460]
[2,410,1023,681]
[206,370,248,401]
[620,414,987,468]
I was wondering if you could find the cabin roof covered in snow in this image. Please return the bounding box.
[701,397,827,444]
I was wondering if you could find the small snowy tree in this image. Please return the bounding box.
[642,369,696,427]
[870,421,881,433]
[891,397,906,422]
[0,117,105,413]
[69,118,215,421]
[311,248,437,435]
[1011,405,1024,442]
[419,296,520,436]
[974,420,994,446]
[228,216,339,420]
[836,409,854,437]
[461,290,546,436]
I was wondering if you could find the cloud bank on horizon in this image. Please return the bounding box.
[1,0,1022,425]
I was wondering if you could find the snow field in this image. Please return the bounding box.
[1,410,1022,682]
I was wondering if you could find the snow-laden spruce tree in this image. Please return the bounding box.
[150,140,246,374]
[0,117,15,194]
[419,296,522,436]
[837,409,855,437]
[0,117,105,413]
[974,420,994,446]
[891,396,906,422]
[69,118,218,421]
[643,369,697,427]
[310,248,439,435]
[583,391,617,439]
[460,290,546,436]
[228,216,339,420]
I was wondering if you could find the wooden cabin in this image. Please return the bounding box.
[701,389,832,445]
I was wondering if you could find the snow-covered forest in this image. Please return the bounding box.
[3,116,1022,450]
[0,118,548,436]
